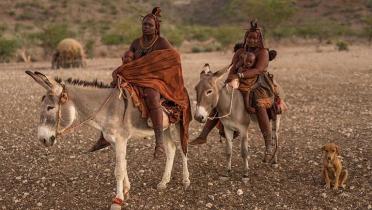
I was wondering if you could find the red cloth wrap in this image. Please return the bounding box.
[114,49,191,155]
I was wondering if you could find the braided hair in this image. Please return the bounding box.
[243,20,265,49]
[142,7,162,36]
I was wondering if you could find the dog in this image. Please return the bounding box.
[322,143,348,189]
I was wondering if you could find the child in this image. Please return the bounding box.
[237,51,256,75]
[236,51,257,113]
[122,50,134,64]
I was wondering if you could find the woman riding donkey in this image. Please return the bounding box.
[90,7,191,158]
[191,21,283,163]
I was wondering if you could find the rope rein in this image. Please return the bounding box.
[55,86,116,137]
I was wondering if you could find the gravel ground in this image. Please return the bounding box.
[0,45,371,209]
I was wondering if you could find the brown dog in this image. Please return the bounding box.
[322,143,348,189]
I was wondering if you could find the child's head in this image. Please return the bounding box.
[240,52,256,68]
[122,50,134,64]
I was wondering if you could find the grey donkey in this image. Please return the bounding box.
[193,65,284,179]
[25,71,190,210]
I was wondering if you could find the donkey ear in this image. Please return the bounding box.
[201,63,211,75]
[25,70,53,90]
[34,71,55,88]
[212,65,230,80]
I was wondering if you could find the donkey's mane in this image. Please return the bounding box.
[54,77,112,89]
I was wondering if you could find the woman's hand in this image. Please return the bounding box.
[228,78,239,89]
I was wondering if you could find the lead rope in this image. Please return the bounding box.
[207,84,235,120]
[56,89,115,137]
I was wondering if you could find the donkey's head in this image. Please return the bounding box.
[26,71,76,147]
[194,64,228,123]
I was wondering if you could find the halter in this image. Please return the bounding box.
[54,85,115,138]
[207,84,235,120]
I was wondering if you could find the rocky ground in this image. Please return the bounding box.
[0,45,371,209]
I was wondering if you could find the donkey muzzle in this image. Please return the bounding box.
[194,106,208,123]
[38,126,57,147]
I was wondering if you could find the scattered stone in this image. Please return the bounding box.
[208,195,214,201]
[206,203,213,208]
[321,193,327,198]
[237,189,243,196]
[219,176,229,181]
[340,192,349,198]
[207,182,213,186]
[37,202,42,207]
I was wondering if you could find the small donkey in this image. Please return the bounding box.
[194,65,283,178]
[26,71,190,210]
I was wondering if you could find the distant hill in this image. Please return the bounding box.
[0,0,371,61]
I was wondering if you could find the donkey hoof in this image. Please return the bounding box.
[183,180,191,189]
[110,204,122,210]
[157,182,167,190]
[242,177,249,184]
[272,163,279,168]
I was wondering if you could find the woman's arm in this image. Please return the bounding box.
[226,49,244,82]
[240,49,269,79]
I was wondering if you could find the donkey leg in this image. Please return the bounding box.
[271,115,281,167]
[110,135,129,210]
[222,127,233,177]
[157,129,176,190]
[241,131,249,179]
[180,142,190,189]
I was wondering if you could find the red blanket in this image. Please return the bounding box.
[114,49,191,154]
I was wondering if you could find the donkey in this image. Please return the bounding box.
[193,65,283,178]
[25,71,190,210]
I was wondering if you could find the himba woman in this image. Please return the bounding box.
[90,7,191,159]
[191,21,278,163]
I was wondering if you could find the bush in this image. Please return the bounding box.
[163,26,185,47]
[272,20,353,41]
[224,0,296,29]
[367,0,372,8]
[336,40,349,51]
[213,26,242,47]
[101,18,140,45]
[0,38,19,62]
[36,24,74,54]
[191,47,202,53]
[271,27,296,39]
[183,26,214,41]
[0,24,7,36]
[101,34,124,45]
[362,16,372,43]
[85,39,95,58]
